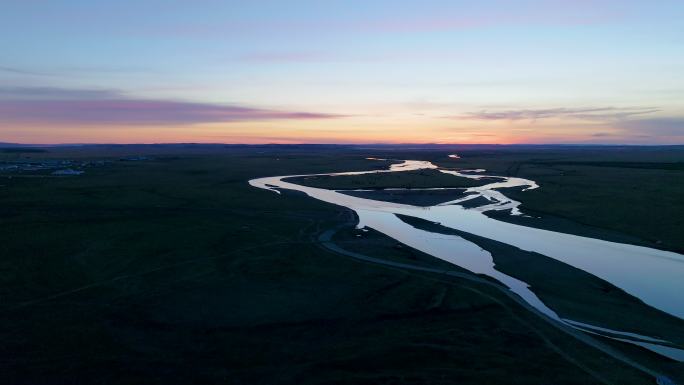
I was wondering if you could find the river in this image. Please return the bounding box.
[249,157,684,361]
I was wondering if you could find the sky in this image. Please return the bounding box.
[1,0,683,144]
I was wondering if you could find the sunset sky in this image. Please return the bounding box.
[1,0,683,144]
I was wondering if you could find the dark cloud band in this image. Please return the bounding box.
[0,87,345,125]
[456,107,659,121]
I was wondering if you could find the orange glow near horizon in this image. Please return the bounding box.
[0,122,558,145]
[2,114,663,145]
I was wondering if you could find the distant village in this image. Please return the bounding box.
[0,156,151,177]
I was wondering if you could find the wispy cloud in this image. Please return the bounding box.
[0,66,50,76]
[455,107,660,122]
[0,86,122,100]
[147,7,621,39]
[1,65,155,80]
[237,51,329,63]
[0,86,346,125]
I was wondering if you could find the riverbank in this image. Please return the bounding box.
[397,215,684,349]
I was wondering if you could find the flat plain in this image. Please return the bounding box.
[1,144,682,385]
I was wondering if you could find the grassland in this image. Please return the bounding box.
[1,144,682,384]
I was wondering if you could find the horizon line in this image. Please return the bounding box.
[2,141,684,147]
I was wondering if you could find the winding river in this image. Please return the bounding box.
[249,157,684,361]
